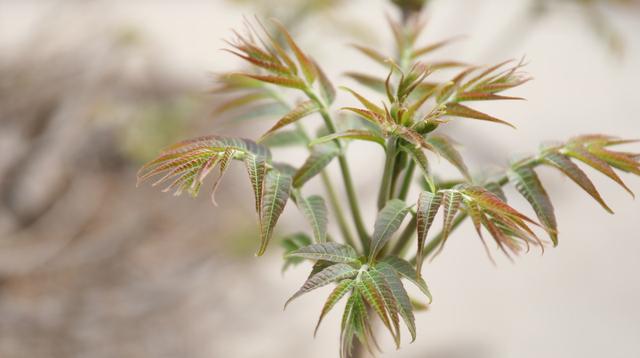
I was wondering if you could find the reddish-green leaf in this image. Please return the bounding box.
[376,263,416,342]
[315,279,355,336]
[260,100,318,140]
[234,73,306,89]
[445,103,516,128]
[274,21,317,83]
[441,190,463,243]
[543,151,613,213]
[508,166,557,245]
[564,145,633,196]
[416,191,442,276]
[427,134,471,179]
[258,169,292,256]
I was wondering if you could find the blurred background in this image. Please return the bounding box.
[0,0,639,357]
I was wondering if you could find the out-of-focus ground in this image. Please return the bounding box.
[0,0,639,357]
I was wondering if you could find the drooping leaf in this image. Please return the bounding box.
[260,100,319,140]
[370,199,411,259]
[309,130,385,148]
[440,189,463,245]
[258,169,292,256]
[445,102,516,128]
[508,166,557,245]
[244,154,268,212]
[565,143,634,196]
[210,148,234,205]
[376,262,416,342]
[294,193,329,243]
[138,135,271,198]
[542,151,613,213]
[381,256,432,302]
[287,242,359,264]
[462,185,538,225]
[315,279,355,336]
[281,233,313,273]
[427,134,471,179]
[293,143,340,188]
[357,271,396,344]
[416,191,442,276]
[286,263,358,308]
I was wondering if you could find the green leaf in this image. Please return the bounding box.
[376,263,416,342]
[427,134,471,179]
[416,191,442,276]
[287,242,358,264]
[445,102,515,128]
[260,100,318,140]
[244,154,268,213]
[295,193,329,243]
[309,130,385,148]
[281,233,313,273]
[285,263,358,308]
[381,256,432,303]
[542,151,613,213]
[357,271,396,344]
[363,269,401,348]
[341,86,385,117]
[508,166,557,245]
[293,143,340,188]
[258,169,292,256]
[261,130,307,148]
[315,279,355,336]
[369,199,411,259]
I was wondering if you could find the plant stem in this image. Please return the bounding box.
[320,171,358,249]
[271,85,358,249]
[396,160,416,200]
[304,89,370,252]
[377,138,397,210]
